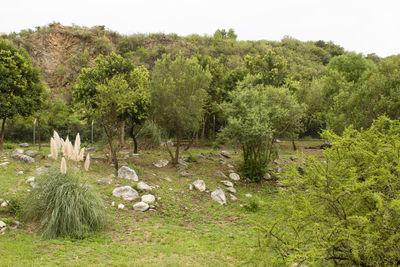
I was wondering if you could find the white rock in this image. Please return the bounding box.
[264,173,272,180]
[141,194,156,203]
[118,166,138,181]
[245,193,252,198]
[180,172,194,178]
[221,180,234,187]
[230,194,238,201]
[12,153,34,163]
[30,182,37,188]
[220,150,231,158]
[17,171,24,175]
[0,162,9,166]
[153,159,169,168]
[138,181,152,191]
[226,187,236,193]
[97,178,112,185]
[19,143,29,147]
[189,184,193,190]
[26,176,35,183]
[1,201,9,208]
[216,171,227,178]
[111,201,115,207]
[25,150,39,157]
[229,173,240,181]
[15,148,24,154]
[227,164,234,169]
[133,201,149,211]
[211,189,227,205]
[164,177,172,182]
[192,180,206,192]
[0,220,6,234]
[118,203,125,209]
[35,167,46,174]
[112,186,139,201]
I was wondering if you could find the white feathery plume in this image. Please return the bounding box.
[73,133,81,161]
[60,157,67,174]
[53,130,61,150]
[79,148,85,162]
[50,137,58,160]
[84,153,90,171]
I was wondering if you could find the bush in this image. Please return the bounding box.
[23,169,107,239]
[136,120,162,149]
[261,116,400,266]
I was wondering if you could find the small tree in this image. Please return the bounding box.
[150,54,211,165]
[0,40,44,151]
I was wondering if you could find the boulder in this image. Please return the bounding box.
[141,194,156,203]
[97,178,112,185]
[230,194,238,201]
[12,153,34,163]
[229,173,240,181]
[178,159,188,170]
[26,176,35,183]
[197,153,206,160]
[133,201,149,212]
[226,187,236,193]
[138,181,152,191]
[221,180,234,187]
[0,220,6,234]
[227,164,234,169]
[0,162,9,166]
[192,180,206,192]
[44,163,52,168]
[264,173,272,180]
[118,166,138,181]
[25,150,39,157]
[17,171,24,175]
[19,143,29,148]
[14,148,24,154]
[211,189,227,205]
[220,150,231,158]
[164,177,172,182]
[117,203,125,209]
[112,186,139,201]
[216,171,227,178]
[153,159,169,168]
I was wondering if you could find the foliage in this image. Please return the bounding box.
[263,116,400,266]
[136,120,162,149]
[23,169,107,239]
[327,52,374,83]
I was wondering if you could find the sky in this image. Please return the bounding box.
[1,0,399,57]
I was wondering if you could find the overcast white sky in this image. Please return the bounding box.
[1,0,399,57]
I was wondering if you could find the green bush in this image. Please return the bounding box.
[261,116,400,266]
[136,120,162,149]
[23,169,107,239]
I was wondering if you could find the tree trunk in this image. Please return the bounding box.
[292,139,297,151]
[0,118,6,152]
[133,135,138,154]
[37,118,41,151]
[200,117,206,143]
[119,121,125,148]
[173,136,181,165]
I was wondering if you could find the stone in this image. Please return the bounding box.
[12,153,34,163]
[17,171,24,175]
[119,161,128,166]
[180,172,194,178]
[198,153,206,160]
[35,167,46,174]
[112,186,139,201]
[226,187,236,193]
[111,201,115,206]
[264,173,272,180]
[25,150,39,157]
[117,203,125,209]
[230,194,238,201]
[97,178,112,185]
[220,150,231,158]
[44,163,52,168]
[275,139,281,143]
[141,194,155,203]
[227,164,234,169]
[164,177,172,182]
[221,180,234,187]
[245,193,252,198]
[149,205,156,209]
[19,143,29,147]
[0,220,6,234]
[192,180,206,192]
[211,189,227,205]
[14,148,24,154]
[189,184,193,190]
[216,171,227,178]
[138,181,152,191]
[133,201,149,211]
[118,166,138,181]
[320,140,331,149]
[26,176,35,183]
[0,162,9,166]
[277,182,288,188]
[86,147,97,152]
[178,159,189,170]
[229,173,240,181]
[1,201,8,208]
[153,159,169,168]
[218,159,226,165]
[166,140,174,147]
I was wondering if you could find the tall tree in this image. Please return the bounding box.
[0,40,44,151]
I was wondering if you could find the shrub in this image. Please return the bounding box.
[136,120,162,149]
[23,169,107,239]
[261,116,400,266]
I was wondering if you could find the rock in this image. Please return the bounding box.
[117,203,125,209]
[277,182,288,188]
[0,220,6,234]
[0,162,9,166]
[97,178,112,185]
[133,201,149,212]
[153,159,169,168]
[119,150,130,154]
[276,167,282,173]
[141,194,156,203]
[221,180,234,187]
[264,173,272,180]
[1,201,8,208]
[14,148,24,154]
[189,184,193,190]
[17,171,24,175]
[230,194,238,201]
[228,169,235,173]
[227,164,234,169]
[226,187,236,193]
[86,147,97,152]
[111,201,115,207]
[216,171,227,178]
[211,189,227,205]
[19,143,29,148]
[275,139,281,143]
[218,159,226,165]
[220,150,231,158]
[289,155,297,161]
[35,167,46,174]
[12,153,34,163]
[164,177,172,182]
[166,140,174,147]
[229,173,240,181]
[245,193,252,198]
[119,161,128,166]
[192,180,206,192]
[26,176,35,183]
[178,159,189,170]
[149,205,156,209]
[44,163,52,168]
[198,153,206,160]
[25,150,39,157]
[180,172,194,178]
[118,166,139,181]
[112,186,139,201]
[138,181,152,191]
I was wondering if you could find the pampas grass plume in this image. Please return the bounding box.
[60,157,67,174]
[84,153,90,171]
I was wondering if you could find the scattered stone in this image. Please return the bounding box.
[264,173,272,180]
[273,160,279,165]
[118,166,139,181]
[220,150,231,158]
[19,143,29,148]
[1,201,8,208]
[149,205,156,209]
[164,177,172,182]
[97,178,112,185]
[30,182,37,187]
[180,172,194,178]
[119,161,129,166]
[192,180,206,192]
[169,188,173,191]
[141,194,156,203]
[117,203,125,209]
[112,186,139,201]
[221,180,234,187]
[276,166,282,173]
[35,167,46,174]
[277,182,288,188]
[153,159,169,168]
[119,150,130,154]
[226,187,236,193]
[275,139,281,143]
[133,201,149,212]
[189,184,194,190]
[178,159,189,170]
[228,169,235,173]
[17,171,24,175]
[44,163,52,168]
[0,162,9,166]
[26,176,35,183]
[25,150,39,157]
[198,153,206,160]
[166,140,174,147]
[245,193,252,198]
[138,181,152,191]
[216,171,227,178]
[12,153,34,163]
[111,201,115,207]
[218,159,226,165]
[230,194,238,201]
[0,221,6,234]
[320,140,331,149]
[86,147,97,152]
[227,164,234,169]
[15,148,24,154]
[229,173,240,181]
[211,189,227,205]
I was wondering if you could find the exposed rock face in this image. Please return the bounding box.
[133,202,149,211]
[112,186,139,201]
[211,189,227,205]
[192,180,206,192]
[12,153,35,163]
[118,166,138,181]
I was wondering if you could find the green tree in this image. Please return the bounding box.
[0,39,44,151]
[150,54,211,165]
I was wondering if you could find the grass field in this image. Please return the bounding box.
[0,140,322,266]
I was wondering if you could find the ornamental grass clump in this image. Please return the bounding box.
[23,169,107,239]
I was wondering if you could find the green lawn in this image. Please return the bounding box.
[0,140,322,266]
